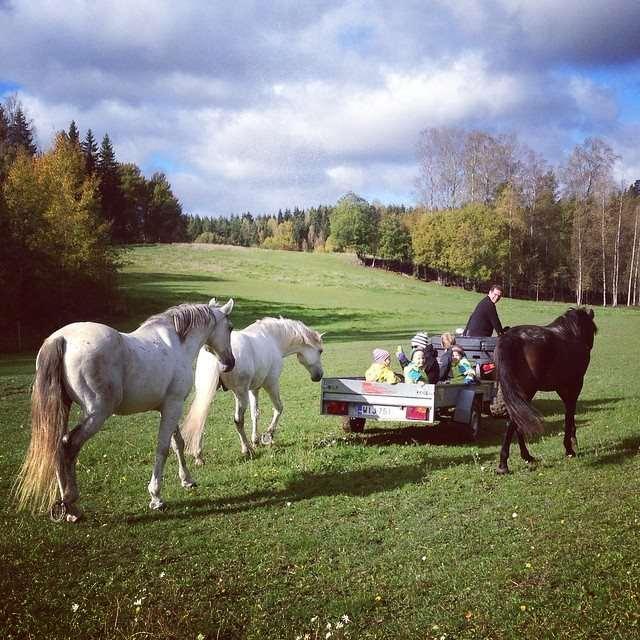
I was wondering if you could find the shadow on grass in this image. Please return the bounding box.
[124,451,496,524]
[584,436,640,466]
[340,396,625,450]
[117,271,440,343]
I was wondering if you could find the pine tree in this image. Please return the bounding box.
[7,106,38,155]
[68,120,80,145]
[81,129,98,174]
[144,172,186,242]
[97,133,127,242]
[0,104,11,180]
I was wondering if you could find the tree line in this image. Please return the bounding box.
[3,97,639,350]
[0,97,188,350]
[186,130,640,309]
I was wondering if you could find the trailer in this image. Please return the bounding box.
[320,335,505,437]
[321,377,496,437]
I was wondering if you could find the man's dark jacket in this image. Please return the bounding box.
[464,296,503,336]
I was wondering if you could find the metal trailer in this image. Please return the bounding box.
[320,377,496,437]
[320,335,504,437]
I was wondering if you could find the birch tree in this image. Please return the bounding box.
[561,138,617,305]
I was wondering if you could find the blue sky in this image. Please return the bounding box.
[1,0,639,217]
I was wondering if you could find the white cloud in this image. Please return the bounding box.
[1,0,638,216]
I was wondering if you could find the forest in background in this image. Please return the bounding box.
[185,130,640,309]
[2,97,639,352]
[0,96,188,350]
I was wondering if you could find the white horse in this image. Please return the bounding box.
[14,299,235,522]
[181,317,324,461]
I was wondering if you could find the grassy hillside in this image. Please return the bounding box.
[1,244,638,639]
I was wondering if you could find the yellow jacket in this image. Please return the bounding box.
[365,362,399,384]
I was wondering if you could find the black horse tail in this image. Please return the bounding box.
[495,333,544,437]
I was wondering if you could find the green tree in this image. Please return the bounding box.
[328,192,378,259]
[118,163,149,243]
[377,212,412,262]
[97,133,128,243]
[68,120,80,145]
[0,103,11,180]
[81,129,98,174]
[262,220,296,250]
[144,172,186,242]
[7,105,38,156]
[1,134,117,349]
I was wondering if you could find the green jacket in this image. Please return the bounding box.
[403,363,428,384]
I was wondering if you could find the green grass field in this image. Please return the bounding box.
[1,244,639,640]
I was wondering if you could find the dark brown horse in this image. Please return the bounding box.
[494,307,597,474]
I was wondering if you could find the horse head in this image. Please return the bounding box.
[568,307,598,350]
[296,333,324,382]
[207,298,236,372]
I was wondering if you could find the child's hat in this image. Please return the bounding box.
[373,348,390,363]
[410,331,430,349]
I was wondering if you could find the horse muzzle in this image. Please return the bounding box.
[219,355,236,372]
[310,368,324,382]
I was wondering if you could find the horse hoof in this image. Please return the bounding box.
[49,501,67,523]
[194,457,205,467]
[149,500,166,511]
[496,466,510,475]
[183,481,198,489]
[566,451,577,458]
[260,432,273,446]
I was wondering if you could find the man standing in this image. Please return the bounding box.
[464,284,504,336]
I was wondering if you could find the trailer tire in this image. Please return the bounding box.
[468,399,482,440]
[342,417,366,433]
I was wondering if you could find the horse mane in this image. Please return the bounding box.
[142,303,214,341]
[549,307,597,345]
[243,317,322,348]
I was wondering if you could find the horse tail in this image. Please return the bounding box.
[495,333,544,437]
[181,348,220,457]
[14,336,70,513]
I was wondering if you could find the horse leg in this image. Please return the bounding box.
[148,402,183,510]
[497,419,517,475]
[249,389,261,446]
[559,390,579,457]
[515,428,536,465]
[233,391,254,458]
[170,429,197,489]
[262,382,284,445]
[58,409,110,521]
[193,430,206,467]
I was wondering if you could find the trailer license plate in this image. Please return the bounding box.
[356,404,402,419]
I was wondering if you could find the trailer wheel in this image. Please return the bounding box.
[342,417,366,433]
[468,399,482,440]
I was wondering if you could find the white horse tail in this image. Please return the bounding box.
[181,348,220,457]
[14,336,71,513]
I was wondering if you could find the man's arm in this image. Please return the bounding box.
[488,300,503,335]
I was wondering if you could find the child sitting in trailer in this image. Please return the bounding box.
[450,345,478,384]
[438,332,456,381]
[396,331,439,384]
[365,348,400,384]
[403,348,430,385]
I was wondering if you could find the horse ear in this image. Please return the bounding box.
[209,297,218,306]
[319,332,327,339]
[219,298,234,315]
[588,308,594,318]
